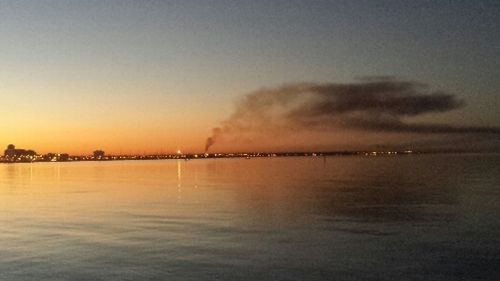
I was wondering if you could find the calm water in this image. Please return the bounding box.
[1,154,499,281]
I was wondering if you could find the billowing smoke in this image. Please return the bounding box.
[204,128,221,153]
[204,78,500,151]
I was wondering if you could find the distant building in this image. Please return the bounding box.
[4,144,16,158]
[42,153,70,162]
[42,153,57,162]
[93,150,105,159]
[4,144,37,162]
[59,153,69,161]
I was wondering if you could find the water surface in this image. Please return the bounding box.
[1,154,499,280]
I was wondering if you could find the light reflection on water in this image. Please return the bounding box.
[1,154,499,280]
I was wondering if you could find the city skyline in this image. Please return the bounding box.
[1,1,499,154]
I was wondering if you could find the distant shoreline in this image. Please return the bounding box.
[1,150,498,164]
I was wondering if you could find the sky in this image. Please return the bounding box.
[1,0,499,154]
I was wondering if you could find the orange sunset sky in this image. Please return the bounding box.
[2,1,499,154]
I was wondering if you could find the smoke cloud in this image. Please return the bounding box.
[204,78,500,152]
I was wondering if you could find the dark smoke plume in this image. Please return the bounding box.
[204,78,500,152]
